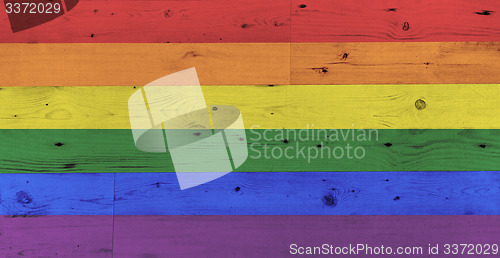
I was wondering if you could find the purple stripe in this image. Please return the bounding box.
[0,216,113,257]
[113,216,499,257]
[2,216,499,257]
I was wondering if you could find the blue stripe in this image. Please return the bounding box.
[0,173,114,215]
[1,172,499,215]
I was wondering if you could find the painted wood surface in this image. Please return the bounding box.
[0,0,291,43]
[1,0,499,43]
[2,215,498,257]
[0,0,499,256]
[112,215,500,257]
[0,43,291,86]
[0,215,113,257]
[3,84,500,129]
[0,129,500,173]
[1,42,500,86]
[291,42,500,85]
[113,171,500,215]
[0,174,114,215]
[3,172,499,215]
[292,0,500,42]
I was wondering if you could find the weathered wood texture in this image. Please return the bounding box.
[0,174,114,215]
[0,0,499,256]
[112,216,500,257]
[291,42,500,85]
[1,0,499,42]
[3,172,499,215]
[0,129,500,172]
[113,171,500,215]
[1,43,500,86]
[292,0,500,42]
[0,215,113,257]
[0,43,291,86]
[3,84,500,129]
[2,215,499,256]
[0,0,291,43]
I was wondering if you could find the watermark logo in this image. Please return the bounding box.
[248,125,378,163]
[4,0,79,33]
[128,68,248,190]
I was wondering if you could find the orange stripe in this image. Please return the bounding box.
[1,42,499,86]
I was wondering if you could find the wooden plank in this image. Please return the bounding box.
[0,174,114,215]
[2,84,500,129]
[0,0,290,43]
[2,43,500,86]
[112,215,500,257]
[0,43,290,86]
[0,215,113,257]
[292,42,500,85]
[1,0,498,43]
[2,172,499,215]
[1,129,500,173]
[292,0,500,42]
[113,171,500,215]
[1,172,498,215]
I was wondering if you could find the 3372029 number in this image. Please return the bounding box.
[443,244,498,255]
[5,2,61,14]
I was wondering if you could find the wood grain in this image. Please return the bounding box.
[2,172,498,216]
[0,0,291,43]
[2,84,500,129]
[1,129,500,173]
[0,215,113,257]
[112,215,500,257]
[292,42,500,85]
[2,215,497,256]
[0,174,114,215]
[113,171,500,215]
[292,0,500,42]
[1,42,499,86]
[1,0,499,42]
[0,43,290,86]
[1,0,499,255]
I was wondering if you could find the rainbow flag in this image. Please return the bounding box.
[1,0,500,256]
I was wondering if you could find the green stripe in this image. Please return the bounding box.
[0,129,497,173]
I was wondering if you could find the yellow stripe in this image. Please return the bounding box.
[1,84,500,129]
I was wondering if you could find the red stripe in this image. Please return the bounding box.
[1,0,499,42]
[292,0,500,42]
[0,0,290,43]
